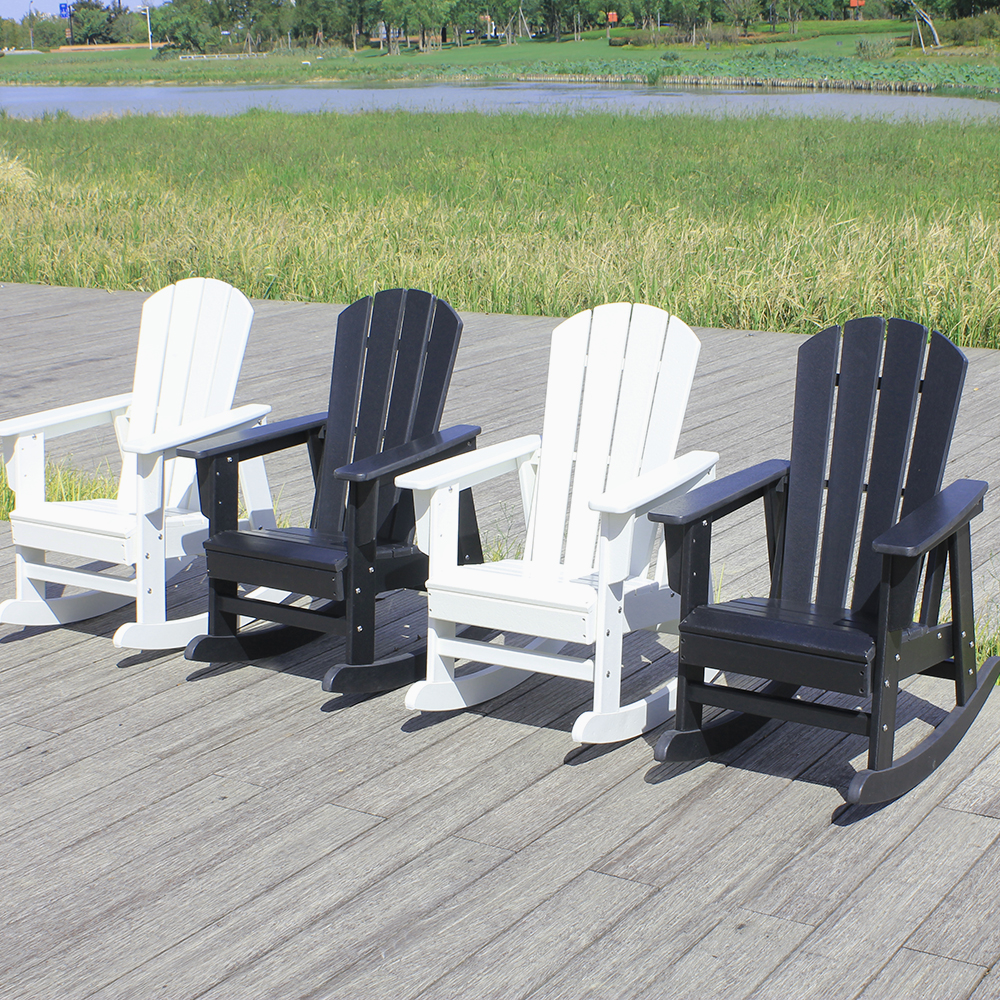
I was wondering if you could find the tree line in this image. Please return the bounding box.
[1,0,991,53]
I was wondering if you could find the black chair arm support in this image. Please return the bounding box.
[183,414,327,538]
[178,412,328,464]
[873,479,987,559]
[650,460,789,610]
[649,459,790,527]
[335,424,481,483]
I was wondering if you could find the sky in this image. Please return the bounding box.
[2,0,162,26]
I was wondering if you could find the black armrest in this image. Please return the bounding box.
[335,424,481,483]
[650,459,789,526]
[874,479,987,558]
[178,413,327,462]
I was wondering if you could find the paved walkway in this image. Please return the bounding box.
[3,282,1000,999]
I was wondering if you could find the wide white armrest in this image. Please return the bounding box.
[0,392,133,441]
[589,450,719,515]
[396,434,541,492]
[122,404,272,456]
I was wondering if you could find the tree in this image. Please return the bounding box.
[152,0,217,50]
[721,0,758,34]
[670,0,704,41]
[71,0,115,43]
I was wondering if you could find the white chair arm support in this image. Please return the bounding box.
[0,392,133,441]
[122,404,272,456]
[396,434,541,493]
[589,450,719,515]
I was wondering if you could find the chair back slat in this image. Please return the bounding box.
[528,305,699,575]
[525,309,592,565]
[312,296,371,535]
[902,330,966,516]
[354,289,406,463]
[852,319,927,616]
[311,290,461,543]
[379,292,461,544]
[815,317,884,610]
[886,329,967,620]
[121,278,254,512]
[413,295,462,437]
[783,318,966,619]
[780,325,839,603]
[564,303,634,569]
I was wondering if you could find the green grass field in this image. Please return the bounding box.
[1,109,998,346]
[1,21,998,91]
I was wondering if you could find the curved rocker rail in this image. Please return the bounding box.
[848,654,1000,805]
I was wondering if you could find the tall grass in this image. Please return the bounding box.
[1,110,999,344]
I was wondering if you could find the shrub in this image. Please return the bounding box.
[855,37,896,59]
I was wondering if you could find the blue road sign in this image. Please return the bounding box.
[59,3,69,17]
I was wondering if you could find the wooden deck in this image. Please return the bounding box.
[4,282,1000,1000]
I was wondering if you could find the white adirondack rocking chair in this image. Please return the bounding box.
[0,277,277,651]
[396,303,718,744]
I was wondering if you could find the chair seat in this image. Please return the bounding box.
[428,561,677,646]
[429,560,599,612]
[12,499,204,538]
[682,598,877,662]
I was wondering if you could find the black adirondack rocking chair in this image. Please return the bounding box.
[650,317,999,805]
[180,288,484,693]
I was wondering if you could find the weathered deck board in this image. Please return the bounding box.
[3,282,1000,1000]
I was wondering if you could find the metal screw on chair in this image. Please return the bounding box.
[882,724,888,732]
[356,625,363,632]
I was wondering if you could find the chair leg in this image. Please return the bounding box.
[654,674,788,762]
[113,555,208,650]
[572,578,677,744]
[405,617,528,709]
[0,546,132,627]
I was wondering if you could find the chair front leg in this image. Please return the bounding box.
[949,523,977,706]
[135,450,167,627]
[345,479,378,665]
[670,518,713,729]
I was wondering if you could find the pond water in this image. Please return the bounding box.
[1,80,999,121]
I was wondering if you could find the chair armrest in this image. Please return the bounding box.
[873,479,987,558]
[122,404,272,456]
[177,412,327,462]
[0,392,133,441]
[590,451,719,515]
[395,434,541,492]
[649,459,790,526]
[335,424,481,483]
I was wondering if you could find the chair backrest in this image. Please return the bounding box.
[781,316,966,616]
[118,277,255,511]
[525,303,701,572]
[311,288,463,542]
